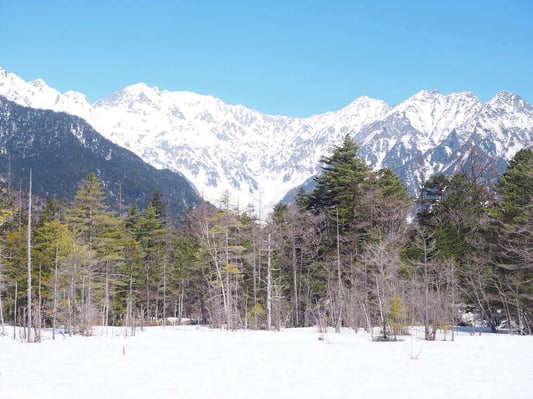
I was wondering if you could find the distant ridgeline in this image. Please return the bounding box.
[0,96,200,219]
[0,67,532,215]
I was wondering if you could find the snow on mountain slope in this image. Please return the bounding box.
[436,91,533,176]
[0,68,90,114]
[0,67,390,212]
[353,91,485,187]
[0,66,531,215]
[86,83,393,212]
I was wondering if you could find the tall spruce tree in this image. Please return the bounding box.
[67,172,124,334]
[134,202,165,321]
[491,148,533,333]
[304,134,371,228]
[149,190,169,223]
[33,219,73,339]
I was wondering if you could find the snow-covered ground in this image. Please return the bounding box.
[1,325,531,398]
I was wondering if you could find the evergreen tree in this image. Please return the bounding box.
[67,172,125,334]
[0,190,15,334]
[125,204,141,230]
[416,172,491,260]
[33,219,73,338]
[490,149,532,333]
[387,294,407,340]
[413,171,495,336]
[134,202,165,321]
[149,190,169,223]
[169,229,200,323]
[493,148,533,224]
[304,134,371,228]
[371,167,412,234]
[39,195,65,224]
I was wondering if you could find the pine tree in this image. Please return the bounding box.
[416,171,492,260]
[0,192,15,335]
[33,219,73,339]
[304,134,371,228]
[490,149,533,334]
[169,229,200,324]
[414,170,495,336]
[67,172,124,334]
[372,168,411,233]
[149,190,169,223]
[493,148,532,224]
[134,202,165,321]
[387,294,407,340]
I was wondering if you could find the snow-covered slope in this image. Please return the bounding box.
[84,85,392,212]
[1,326,532,399]
[1,67,531,215]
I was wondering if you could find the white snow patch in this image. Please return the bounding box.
[0,326,532,399]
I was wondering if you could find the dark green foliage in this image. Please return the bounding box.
[493,148,533,224]
[149,190,169,222]
[417,173,450,228]
[489,149,533,333]
[416,172,491,260]
[375,168,411,200]
[0,96,199,220]
[38,195,65,224]
[304,135,371,227]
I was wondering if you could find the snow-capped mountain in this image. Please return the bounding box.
[1,67,531,215]
[0,95,199,217]
[354,89,532,189]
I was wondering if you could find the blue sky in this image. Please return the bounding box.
[0,0,531,116]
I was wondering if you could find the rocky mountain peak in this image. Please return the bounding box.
[488,91,531,113]
[0,67,531,216]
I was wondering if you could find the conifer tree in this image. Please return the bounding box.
[149,190,169,222]
[304,134,371,228]
[491,149,532,333]
[0,195,14,335]
[169,229,200,323]
[67,172,123,334]
[33,219,73,339]
[134,202,165,321]
[387,294,407,340]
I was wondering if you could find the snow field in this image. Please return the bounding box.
[0,326,532,399]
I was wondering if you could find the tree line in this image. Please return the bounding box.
[0,136,531,340]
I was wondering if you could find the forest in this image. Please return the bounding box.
[0,136,531,341]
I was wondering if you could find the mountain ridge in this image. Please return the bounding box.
[1,67,531,215]
[0,94,200,217]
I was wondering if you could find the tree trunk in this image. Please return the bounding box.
[0,278,4,336]
[423,238,431,341]
[266,233,272,330]
[13,282,18,339]
[145,263,150,322]
[104,262,109,336]
[376,278,387,340]
[0,248,4,336]
[292,233,299,328]
[450,259,455,342]
[335,208,342,333]
[52,244,59,340]
[27,169,32,343]
[253,254,258,328]
[360,299,374,340]
[163,260,167,328]
[37,265,42,342]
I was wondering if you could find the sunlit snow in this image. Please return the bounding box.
[0,67,531,217]
[0,326,531,399]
